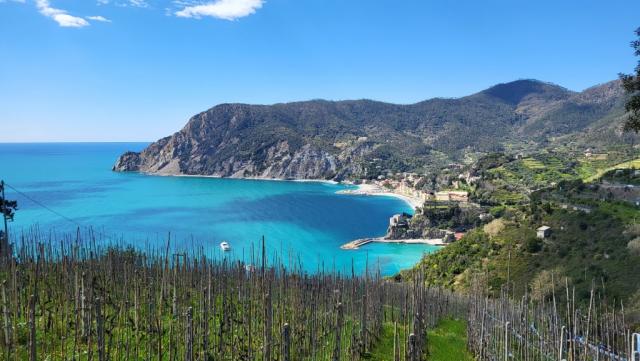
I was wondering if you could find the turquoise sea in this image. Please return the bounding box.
[0,143,437,275]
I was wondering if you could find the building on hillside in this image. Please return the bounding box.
[389,214,410,227]
[478,213,492,221]
[435,191,469,202]
[434,192,448,201]
[536,226,551,239]
[443,231,456,243]
[449,191,469,202]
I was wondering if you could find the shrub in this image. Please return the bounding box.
[525,237,543,253]
[483,219,506,238]
[490,205,506,218]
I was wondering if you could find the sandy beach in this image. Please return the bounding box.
[335,183,423,209]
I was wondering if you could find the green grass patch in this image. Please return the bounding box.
[427,319,474,361]
[366,322,408,361]
[596,201,640,224]
[367,319,474,361]
[522,158,546,170]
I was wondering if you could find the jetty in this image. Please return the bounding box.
[340,238,375,250]
[340,237,448,250]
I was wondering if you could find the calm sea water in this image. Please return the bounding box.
[0,143,437,275]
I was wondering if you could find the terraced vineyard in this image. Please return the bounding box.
[0,231,466,361]
[1,229,638,360]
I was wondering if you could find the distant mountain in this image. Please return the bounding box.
[113,79,630,180]
[519,80,626,137]
[482,79,573,106]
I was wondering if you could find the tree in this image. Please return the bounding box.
[0,180,18,258]
[619,27,640,133]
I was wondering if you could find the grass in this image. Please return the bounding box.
[367,319,473,361]
[596,200,640,224]
[427,319,474,361]
[522,158,546,170]
[366,322,407,361]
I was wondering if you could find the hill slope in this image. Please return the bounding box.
[113,79,628,180]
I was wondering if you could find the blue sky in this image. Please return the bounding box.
[1,0,639,142]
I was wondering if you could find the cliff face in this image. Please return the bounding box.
[114,134,343,179]
[112,103,356,179]
[113,79,628,180]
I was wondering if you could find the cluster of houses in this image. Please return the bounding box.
[373,172,470,204]
[387,213,458,243]
[434,191,469,202]
[371,172,476,244]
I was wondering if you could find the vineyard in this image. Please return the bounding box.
[0,230,638,360]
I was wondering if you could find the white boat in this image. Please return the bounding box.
[220,241,231,252]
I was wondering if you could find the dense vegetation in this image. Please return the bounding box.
[407,172,640,324]
[619,27,640,133]
[466,149,640,205]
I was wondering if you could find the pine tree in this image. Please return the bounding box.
[619,27,640,133]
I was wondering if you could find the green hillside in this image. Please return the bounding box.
[407,171,640,323]
[114,79,637,181]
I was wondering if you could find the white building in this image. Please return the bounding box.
[536,226,551,239]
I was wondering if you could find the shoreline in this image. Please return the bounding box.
[138,171,339,185]
[134,172,421,209]
[335,183,423,209]
[341,237,447,250]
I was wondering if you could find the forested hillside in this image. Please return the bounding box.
[406,158,640,325]
[113,79,633,180]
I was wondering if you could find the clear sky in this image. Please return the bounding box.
[1,0,639,142]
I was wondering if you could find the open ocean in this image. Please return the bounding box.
[0,142,437,275]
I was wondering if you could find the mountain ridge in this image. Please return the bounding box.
[113,79,629,180]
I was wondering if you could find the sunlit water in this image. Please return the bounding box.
[0,143,437,275]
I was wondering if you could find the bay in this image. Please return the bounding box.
[0,142,437,275]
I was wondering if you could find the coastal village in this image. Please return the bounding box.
[339,154,640,250]
[339,169,473,206]
[338,168,484,249]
